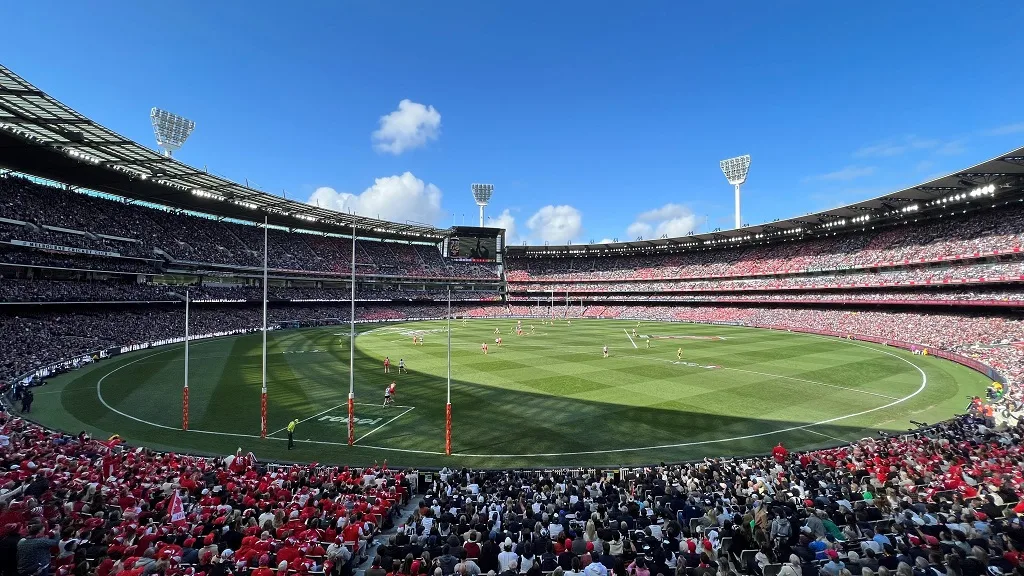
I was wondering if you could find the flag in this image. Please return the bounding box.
[169,491,186,526]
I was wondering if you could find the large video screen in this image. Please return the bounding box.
[449,236,497,261]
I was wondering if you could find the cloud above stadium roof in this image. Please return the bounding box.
[626,204,698,240]
[371,100,442,155]
[527,205,583,245]
[307,173,444,225]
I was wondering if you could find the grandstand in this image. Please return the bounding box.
[1,62,1024,576]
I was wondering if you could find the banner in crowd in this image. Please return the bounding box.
[169,492,186,525]
[9,239,120,257]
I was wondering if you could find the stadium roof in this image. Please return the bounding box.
[1,64,1022,251]
[0,65,445,240]
[509,145,1024,255]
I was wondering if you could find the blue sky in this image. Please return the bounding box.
[3,1,1024,245]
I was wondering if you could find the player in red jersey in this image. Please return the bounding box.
[383,356,391,373]
[481,343,488,354]
[383,382,396,407]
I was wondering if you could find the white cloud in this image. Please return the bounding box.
[802,165,876,182]
[307,172,443,224]
[983,122,1024,136]
[526,205,582,244]
[597,238,617,244]
[935,139,966,156]
[625,203,697,239]
[371,99,441,155]
[626,221,652,239]
[488,209,517,244]
[853,135,938,158]
[853,142,909,158]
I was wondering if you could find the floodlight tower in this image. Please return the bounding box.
[150,108,195,157]
[471,183,494,227]
[719,155,751,229]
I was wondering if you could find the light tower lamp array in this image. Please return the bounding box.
[471,183,495,227]
[150,107,195,157]
[720,154,751,230]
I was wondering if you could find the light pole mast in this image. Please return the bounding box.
[471,184,494,227]
[719,155,751,229]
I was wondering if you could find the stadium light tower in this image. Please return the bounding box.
[150,108,195,157]
[471,183,494,227]
[719,155,751,229]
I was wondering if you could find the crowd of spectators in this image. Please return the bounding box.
[1,309,1023,576]
[0,176,499,280]
[505,206,1024,283]
[0,278,502,304]
[0,410,408,576]
[510,289,1024,305]
[508,263,1024,295]
[0,279,181,303]
[0,304,498,385]
[0,296,1023,576]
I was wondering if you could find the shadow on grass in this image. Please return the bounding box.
[31,328,951,470]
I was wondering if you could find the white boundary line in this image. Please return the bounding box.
[96,350,184,431]
[354,407,415,444]
[355,401,413,409]
[267,403,348,436]
[89,324,929,458]
[721,366,901,400]
[623,329,638,349]
[803,429,851,444]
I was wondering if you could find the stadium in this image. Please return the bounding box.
[2,30,1024,576]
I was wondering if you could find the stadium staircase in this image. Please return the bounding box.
[353,497,421,576]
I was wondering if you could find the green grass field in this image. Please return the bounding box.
[28,318,990,468]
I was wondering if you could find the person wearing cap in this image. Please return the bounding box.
[821,550,844,576]
[497,540,516,573]
[286,419,299,450]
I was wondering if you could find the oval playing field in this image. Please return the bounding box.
[30,318,990,468]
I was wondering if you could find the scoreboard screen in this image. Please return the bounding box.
[447,226,503,262]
